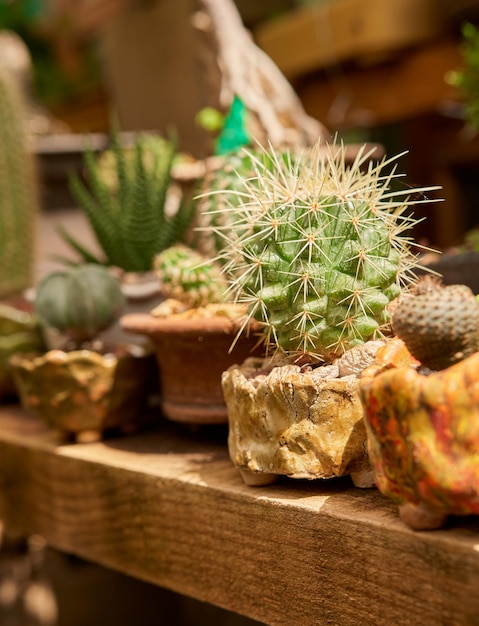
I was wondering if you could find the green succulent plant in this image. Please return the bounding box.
[446,22,479,130]
[154,244,228,309]
[35,264,126,346]
[62,129,197,273]
[211,141,437,360]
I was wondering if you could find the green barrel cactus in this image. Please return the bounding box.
[154,244,227,309]
[34,264,126,345]
[212,142,437,360]
[0,65,37,297]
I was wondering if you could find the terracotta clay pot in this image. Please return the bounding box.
[222,355,375,487]
[10,348,154,442]
[360,339,479,530]
[121,312,262,425]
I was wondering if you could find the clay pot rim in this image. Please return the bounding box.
[121,312,261,336]
[9,346,148,370]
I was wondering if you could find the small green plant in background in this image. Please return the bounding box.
[61,129,198,273]
[446,22,479,130]
[211,142,437,360]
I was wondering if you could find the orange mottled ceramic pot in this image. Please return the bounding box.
[360,339,479,529]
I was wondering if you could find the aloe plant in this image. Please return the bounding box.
[63,130,197,273]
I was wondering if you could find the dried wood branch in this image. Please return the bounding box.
[193,0,330,148]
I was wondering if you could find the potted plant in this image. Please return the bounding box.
[55,127,200,344]
[359,276,479,529]
[10,264,155,442]
[121,244,263,426]
[210,140,437,486]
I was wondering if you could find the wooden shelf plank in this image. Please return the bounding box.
[254,0,445,79]
[0,407,478,625]
[297,38,463,130]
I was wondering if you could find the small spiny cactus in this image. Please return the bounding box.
[35,265,126,345]
[154,244,228,309]
[391,276,479,370]
[211,141,437,360]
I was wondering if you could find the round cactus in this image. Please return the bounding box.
[211,142,437,360]
[154,244,228,309]
[391,276,479,370]
[35,264,126,343]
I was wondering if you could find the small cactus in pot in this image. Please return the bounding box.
[360,277,479,529]
[121,244,262,426]
[213,140,437,485]
[10,265,155,442]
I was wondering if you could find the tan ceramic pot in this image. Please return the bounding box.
[10,348,154,442]
[222,356,374,487]
[121,311,262,425]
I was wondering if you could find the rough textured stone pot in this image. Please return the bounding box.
[10,347,154,442]
[359,339,479,530]
[121,311,261,425]
[222,356,375,487]
[0,304,45,401]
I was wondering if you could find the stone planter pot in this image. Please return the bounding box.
[0,304,45,401]
[222,355,375,487]
[10,347,154,442]
[121,311,262,425]
[359,341,479,530]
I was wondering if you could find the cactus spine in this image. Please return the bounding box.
[213,142,436,360]
[0,65,37,297]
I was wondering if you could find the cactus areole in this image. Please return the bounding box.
[35,264,126,344]
[213,142,436,360]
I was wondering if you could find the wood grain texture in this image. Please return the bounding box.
[254,0,444,78]
[0,407,478,626]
